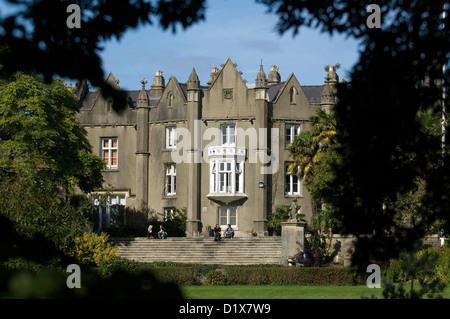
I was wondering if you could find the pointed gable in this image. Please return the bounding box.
[77,72,136,125]
[105,72,121,90]
[207,57,248,92]
[158,76,187,107]
[203,58,254,119]
[272,73,317,120]
[150,76,187,122]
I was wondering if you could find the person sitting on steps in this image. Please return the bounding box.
[224,224,234,239]
[158,225,167,239]
[147,225,154,239]
[213,224,221,241]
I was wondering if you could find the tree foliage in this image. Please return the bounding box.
[263,0,450,269]
[288,108,337,182]
[382,240,446,299]
[288,108,339,222]
[0,72,104,245]
[0,72,105,193]
[61,231,119,266]
[268,205,299,235]
[0,0,207,111]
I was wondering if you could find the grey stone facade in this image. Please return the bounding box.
[76,58,338,237]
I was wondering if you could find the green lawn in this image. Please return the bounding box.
[180,285,450,299]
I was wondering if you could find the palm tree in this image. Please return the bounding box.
[288,108,337,182]
[287,131,315,181]
[288,108,340,258]
[310,108,337,151]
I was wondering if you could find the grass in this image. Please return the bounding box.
[180,285,450,299]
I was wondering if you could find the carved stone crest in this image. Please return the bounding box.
[223,88,233,100]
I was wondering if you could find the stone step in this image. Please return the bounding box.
[115,245,281,250]
[120,255,281,261]
[110,237,283,265]
[119,255,281,260]
[117,250,282,255]
[124,259,280,265]
[119,253,278,261]
[109,238,283,244]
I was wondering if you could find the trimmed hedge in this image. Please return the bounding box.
[98,257,365,286]
[150,267,197,285]
[225,267,364,286]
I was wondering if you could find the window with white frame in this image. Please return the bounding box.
[285,164,301,195]
[210,159,244,194]
[219,207,237,228]
[165,164,176,196]
[166,127,177,149]
[93,194,126,230]
[285,124,300,147]
[221,124,236,146]
[101,138,118,168]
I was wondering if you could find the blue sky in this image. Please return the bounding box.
[1,0,363,90]
[101,0,362,90]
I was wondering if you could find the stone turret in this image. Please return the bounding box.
[255,64,268,88]
[137,77,149,108]
[187,67,200,103]
[186,67,202,237]
[268,65,281,84]
[187,67,200,90]
[325,65,339,95]
[255,64,268,100]
[135,76,150,207]
[320,82,335,112]
[150,70,165,97]
[321,65,340,112]
[254,63,269,236]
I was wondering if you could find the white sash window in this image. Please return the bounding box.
[102,138,118,168]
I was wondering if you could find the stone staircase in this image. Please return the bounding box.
[110,237,283,265]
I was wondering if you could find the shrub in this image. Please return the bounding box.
[380,241,447,299]
[161,208,187,237]
[384,246,450,284]
[206,270,228,286]
[62,231,118,266]
[383,259,406,282]
[151,267,197,285]
[98,256,143,278]
[267,205,290,236]
[435,247,450,282]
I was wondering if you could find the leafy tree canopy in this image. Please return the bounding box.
[0,72,105,193]
[0,72,104,245]
[0,0,207,111]
[268,0,450,268]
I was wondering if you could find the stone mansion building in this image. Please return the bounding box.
[75,58,339,237]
